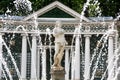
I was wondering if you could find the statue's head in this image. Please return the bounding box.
[55,21,62,27]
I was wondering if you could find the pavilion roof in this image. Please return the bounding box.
[23,1,91,22]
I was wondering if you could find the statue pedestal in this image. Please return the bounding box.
[50,68,65,80]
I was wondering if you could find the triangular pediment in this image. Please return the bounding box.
[23,1,90,22]
[39,7,74,18]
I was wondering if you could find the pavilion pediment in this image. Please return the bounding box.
[23,1,90,22]
[38,7,74,18]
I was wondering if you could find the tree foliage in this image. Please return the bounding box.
[98,0,120,18]
[0,0,14,14]
[0,0,120,18]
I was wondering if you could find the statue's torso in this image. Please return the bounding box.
[53,27,66,43]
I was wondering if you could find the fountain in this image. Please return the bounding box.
[0,0,120,80]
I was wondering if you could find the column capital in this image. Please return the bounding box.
[21,33,28,36]
[75,34,81,38]
[109,34,114,38]
[31,33,38,37]
[0,33,4,35]
[84,34,91,37]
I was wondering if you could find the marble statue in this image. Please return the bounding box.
[52,21,67,70]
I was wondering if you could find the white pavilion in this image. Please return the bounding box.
[0,1,119,80]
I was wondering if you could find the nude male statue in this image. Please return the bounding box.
[52,21,67,70]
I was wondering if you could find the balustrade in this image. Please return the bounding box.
[0,21,114,34]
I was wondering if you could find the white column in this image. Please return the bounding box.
[41,48,46,80]
[20,34,27,80]
[65,48,69,80]
[71,48,75,80]
[36,48,40,79]
[74,35,80,80]
[108,35,114,79]
[84,35,91,80]
[0,33,2,79]
[31,34,37,80]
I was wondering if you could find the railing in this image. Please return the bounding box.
[0,20,115,34]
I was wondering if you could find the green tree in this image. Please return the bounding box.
[0,0,14,14]
[0,0,120,18]
[98,0,120,18]
[29,0,85,14]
